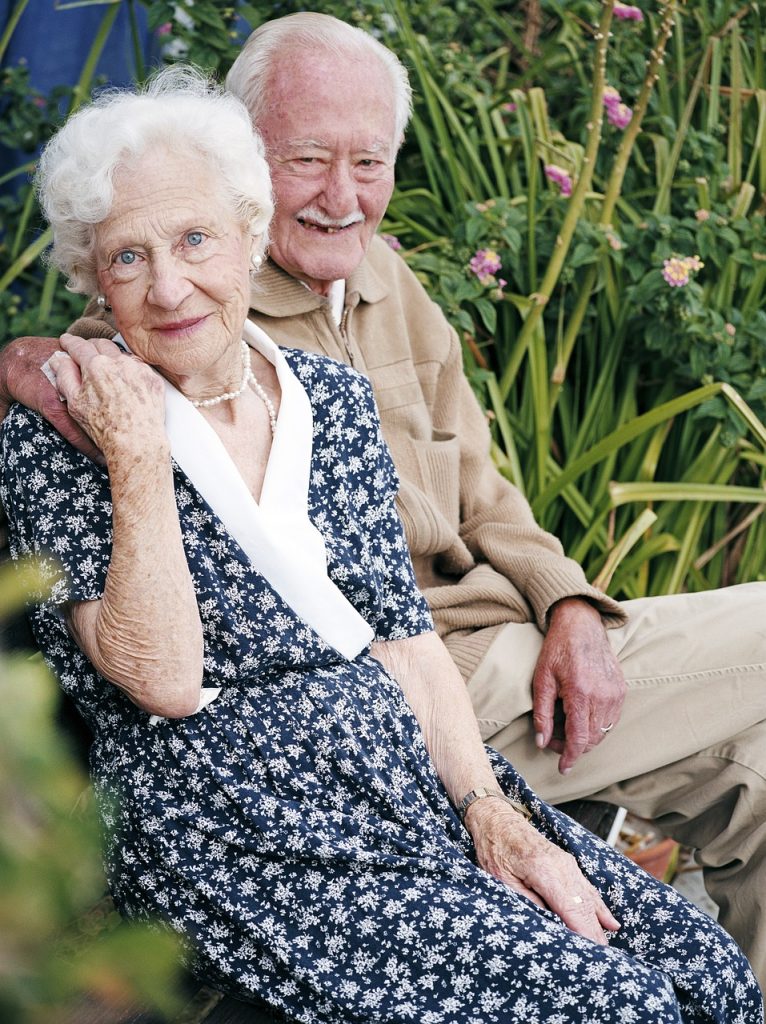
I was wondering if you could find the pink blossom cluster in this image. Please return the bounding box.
[544,164,573,197]
[603,85,633,129]
[614,3,644,21]
[661,254,704,288]
[381,234,402,251]
[469,248,503,284]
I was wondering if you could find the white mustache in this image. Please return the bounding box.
[296,207,366,229]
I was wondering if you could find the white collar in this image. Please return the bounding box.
[123,322,374,664]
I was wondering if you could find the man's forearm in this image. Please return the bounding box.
[0,335,106,459]
[0,336,58,411]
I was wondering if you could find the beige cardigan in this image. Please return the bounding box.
[72,236,624,680]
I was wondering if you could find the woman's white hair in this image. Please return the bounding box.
[226,12,412,147]
[36,64,274,295]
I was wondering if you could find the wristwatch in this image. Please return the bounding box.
[457,786,533,825]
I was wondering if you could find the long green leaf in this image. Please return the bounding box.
[609,482,766,506]
[533,383,725,517]
[591,508,658,591]
[0,0,31,63]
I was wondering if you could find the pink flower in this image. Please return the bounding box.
[469,248,502,284]
[603,86,622,109]
[502,102,517,113]
[695,208,710,222]
[607,102,633,129]
[606,232,623,251]
[614,3,644,21]
[156,22,172,36]
[662,258,690,287]
[381,233,402,251]
[544,164,573,197]
[725,323,736,337]
[661,255,704,287]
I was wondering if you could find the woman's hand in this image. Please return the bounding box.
[48,334,166,459]
[466,798,620,945]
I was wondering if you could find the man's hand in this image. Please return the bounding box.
[532,597,627,775]
[0,336,104,462]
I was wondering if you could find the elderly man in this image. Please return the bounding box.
[2,12,765,983]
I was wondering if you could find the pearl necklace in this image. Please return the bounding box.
[191,339,277,434]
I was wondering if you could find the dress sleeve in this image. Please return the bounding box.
[344,374,434,643]
[0,405,113,606]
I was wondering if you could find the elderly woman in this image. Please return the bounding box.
[1,68,760,1024]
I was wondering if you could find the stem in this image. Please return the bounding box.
[0,0,31,64]
[499,0,615,401]
[653,3,753,215]
[68,3,122,116]
[127,0,146,83]
[602,0,680,225]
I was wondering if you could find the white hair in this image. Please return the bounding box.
[36,64,274,295]
[226,12,412,148]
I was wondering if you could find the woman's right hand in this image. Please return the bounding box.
[48,334,166,459]
[465,798,620,945]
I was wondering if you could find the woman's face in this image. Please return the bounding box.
[95,147,253,386]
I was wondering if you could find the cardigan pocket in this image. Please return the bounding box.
[409,429,461,529]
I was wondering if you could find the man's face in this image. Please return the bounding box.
[256,48,398,296]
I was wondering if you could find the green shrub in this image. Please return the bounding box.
[1,0,765,597]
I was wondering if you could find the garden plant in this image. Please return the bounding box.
[1,0,765,1017]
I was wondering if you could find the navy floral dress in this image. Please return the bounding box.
[1,348,761,1024]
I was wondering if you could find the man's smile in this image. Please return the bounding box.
[296,216,357,234]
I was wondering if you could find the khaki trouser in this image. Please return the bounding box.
[466,582,766,987]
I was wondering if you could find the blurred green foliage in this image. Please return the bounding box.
[0,568,182,1020]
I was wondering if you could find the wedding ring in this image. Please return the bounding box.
[600,722,614,734]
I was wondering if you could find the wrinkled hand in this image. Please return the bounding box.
[0,335,105,462]
[48,334,166,460]
[533,598,627,774]
[467,799,620,944]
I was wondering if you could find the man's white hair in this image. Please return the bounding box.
[226,12,412,148]
[36,64,274,295]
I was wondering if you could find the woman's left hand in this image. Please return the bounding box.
[48,333,166,459]
[466,798,621,945]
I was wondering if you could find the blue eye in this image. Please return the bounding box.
[187,231,204,246]
[117,250,137,265]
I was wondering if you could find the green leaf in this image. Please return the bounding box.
[474,296,497,334]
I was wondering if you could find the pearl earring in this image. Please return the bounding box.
[96,294,112,313]
[251,252,263,272]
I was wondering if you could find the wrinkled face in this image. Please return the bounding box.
[95,147,253,388]
[256,48,398,296]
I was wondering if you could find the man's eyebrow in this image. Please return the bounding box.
[358,140,392,155]
[281,137,329,149]
[278,138,392,154]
